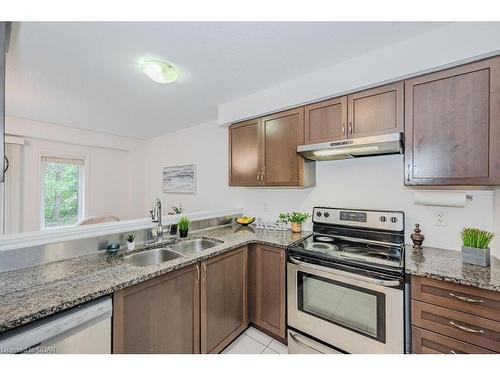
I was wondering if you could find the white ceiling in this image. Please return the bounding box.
[6,22,449,139]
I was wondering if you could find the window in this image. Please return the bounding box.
[41,156,85,229]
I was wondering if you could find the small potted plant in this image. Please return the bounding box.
[169,203,184,235]
[178,217,190,238]
[126,234,136,251]
[461,228,495,267]
[279,212,311,233]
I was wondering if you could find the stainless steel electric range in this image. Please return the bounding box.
[287,207,407,354]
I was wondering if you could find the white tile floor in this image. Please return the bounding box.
[221,327,288,354]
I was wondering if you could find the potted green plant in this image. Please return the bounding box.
[279,212,311,233]
[169,203,184,235]
[126,234,136,251]
[461,228,494,267]
[178,217,190,238]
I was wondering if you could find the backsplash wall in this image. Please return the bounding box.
[140,121,498,257]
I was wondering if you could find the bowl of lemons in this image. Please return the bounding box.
[235,216,256,226]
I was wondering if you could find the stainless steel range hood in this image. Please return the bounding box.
[297,133,403,161]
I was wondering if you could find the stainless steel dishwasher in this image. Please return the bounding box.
[0,296,112,354]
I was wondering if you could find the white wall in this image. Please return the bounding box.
[140,121,497,256]
[5,116,144,232]
[142,120,239,214]
[218,22,500,124]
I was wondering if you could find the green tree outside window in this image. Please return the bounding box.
[43,162,81,227]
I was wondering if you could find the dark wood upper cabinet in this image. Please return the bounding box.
[229,55,500,187]
[249,245,286,340]
[201,247,248,353]
[348,82,404,138]
[405,56,500,185]
[228,118,263,186]
[113,265,200,354]
[303,83,402,145]
[262,107,312,186]
[304,96,347,144]
[229,109,315,187]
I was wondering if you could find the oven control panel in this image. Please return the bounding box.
[313,207,404,232]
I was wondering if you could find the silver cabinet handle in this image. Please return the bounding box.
[348,122,353,134]
[202,262,207,281]
[450,350,457,354]
[256,172,260,181]
[288,256,401,287]
[449,321,485,334]
[407,164,411,182]
[449,293,484,304]
[195,265,200,284]
[342,123,346,135]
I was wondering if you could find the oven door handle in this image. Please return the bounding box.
[288,256,401,287]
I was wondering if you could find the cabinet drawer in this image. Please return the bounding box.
[411,276,500,321]
[412,327,495,354]
[412,300,500,352]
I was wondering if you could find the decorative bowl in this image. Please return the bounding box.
[235,216,255,226]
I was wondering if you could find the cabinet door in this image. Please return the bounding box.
[113,265,200,353]
[229,119,263,186]
[254,245,286,339]
[348,82,403,138]
[262,108,305,186]
[304,97,347,144]
[201,247,248,353]
[405,57,500,185]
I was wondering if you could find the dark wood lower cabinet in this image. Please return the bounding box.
[112,244,287,353]
[201,247,248,353]
[113,264,200,354]
[248,245,286,340]
[411,276,500,354]
[412,327,494,354]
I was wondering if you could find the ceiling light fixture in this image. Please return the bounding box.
[139,59,180,84]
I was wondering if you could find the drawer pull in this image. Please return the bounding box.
[449,293,484,304]
[450,350,457,354]
[449,321,485,334]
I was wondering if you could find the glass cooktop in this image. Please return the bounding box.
[290,233,403,270]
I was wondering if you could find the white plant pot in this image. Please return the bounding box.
[127,242,136,251]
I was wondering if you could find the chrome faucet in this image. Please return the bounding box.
[150,198,164,241]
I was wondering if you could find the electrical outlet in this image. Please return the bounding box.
[435,211,448,226]
[263,202,268,211]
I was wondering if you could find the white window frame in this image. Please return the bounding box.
[39,153,88,230]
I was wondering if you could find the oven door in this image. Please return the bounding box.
[287,255,404,354]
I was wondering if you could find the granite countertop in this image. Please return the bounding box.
[405,244,500,292]
[0,225,311,333]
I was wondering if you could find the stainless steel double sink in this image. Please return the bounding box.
[122,238,220,267]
